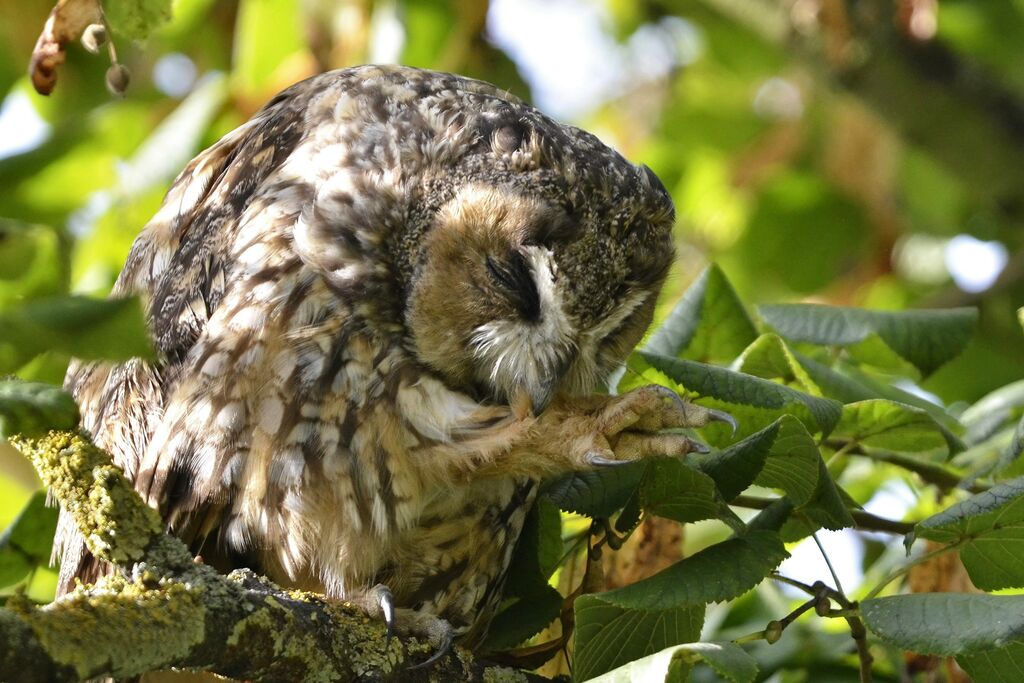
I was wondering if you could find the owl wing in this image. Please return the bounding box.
[57,79,314,592]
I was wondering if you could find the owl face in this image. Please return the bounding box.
[406,180,673,414]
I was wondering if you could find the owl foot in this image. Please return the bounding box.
[364,584,454,669]
[404,612,455,670]
[534,385,736,471]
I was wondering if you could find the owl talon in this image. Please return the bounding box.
[368,583,397,647]
[585,450,627,467]
[689,439,711,454]
[648,384,686,408]
[408,618,455,670]
[707,408,739,436]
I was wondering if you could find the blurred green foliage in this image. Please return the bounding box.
[1,0,1024,680]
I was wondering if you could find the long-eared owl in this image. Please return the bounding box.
[58,65,726,651]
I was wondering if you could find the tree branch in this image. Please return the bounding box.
[731,494,916,535]
[0,431,548,683]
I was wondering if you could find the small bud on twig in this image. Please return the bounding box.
[105,63,130,96]
[81,23,107,53]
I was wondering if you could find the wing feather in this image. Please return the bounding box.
[56,81,312,593]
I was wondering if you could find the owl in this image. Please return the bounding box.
[57,65,731,661]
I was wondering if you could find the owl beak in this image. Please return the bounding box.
[510,376,560,418]
[528,379,558,416]
[527,348,581,416]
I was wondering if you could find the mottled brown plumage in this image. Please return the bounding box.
[57,65,722,649]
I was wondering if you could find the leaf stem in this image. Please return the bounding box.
[812,532,845,595]
[825,440,857,468]
[733,630,768,644]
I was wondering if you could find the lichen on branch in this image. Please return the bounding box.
[0,430,547,683]
[10,431,162,567]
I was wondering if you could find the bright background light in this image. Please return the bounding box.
[945,233,1008,293]
[153,52,198,98]
[488,0,699,120]
[0,90,51,160]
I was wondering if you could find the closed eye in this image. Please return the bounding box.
[486,251,541,321]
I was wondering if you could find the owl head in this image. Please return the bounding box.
[405,115,675,414]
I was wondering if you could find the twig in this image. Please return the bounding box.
[769,575,873,682]
[854,449,987,494]
[730,494,916,535]
[733,597,817,645]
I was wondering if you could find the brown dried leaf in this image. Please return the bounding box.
[602,516,684,589]
[29,0,102,95]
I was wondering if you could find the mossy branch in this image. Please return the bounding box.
[0,431,549,683]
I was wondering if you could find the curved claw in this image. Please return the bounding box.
[688,439,711,454]
[409,620,454,670]
[707,408,739,436]
[369,584,396,648]
[650,384,688,410]
[585,450,626,467]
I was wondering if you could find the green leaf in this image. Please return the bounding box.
[0,380,79,439]
[0,491,58,589]
[483,585,563,651]
[2,491,58,562]
[502,498,562,598]
[862,593,1024,656]
[999,416,1024,472]
[793,352,878,403]
[105,0,173,39]
[747,498,795,532]
[573,597,704,681]
[839,363,966,437]
[957,641,1024,682]
[0,545,32,588]
[588,641,758,683]
[640,458,739,528]
[478,499,563,651]
[845,333,919,378]
[645,265,757,364]
[534,500,562,580]
[0,296,154,369]
[780,457,856,540]
[915,476,1024,590]
[758,304,977,377]
[542,461,647,518]
[734,334,821,396]
[756,415,821,506]
[833,399,957,455]
[615,489,643,534]
[960,379,1024,445]
[692,420,781,500]
[594,531,788,611]
[636,351,843,437]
